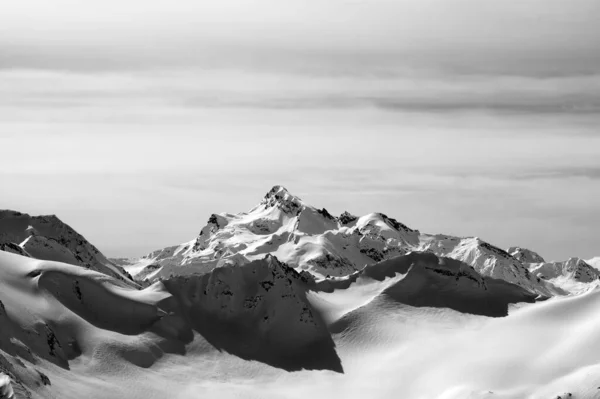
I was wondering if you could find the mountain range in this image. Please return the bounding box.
[114,186,599,296]
[1,186,599,399]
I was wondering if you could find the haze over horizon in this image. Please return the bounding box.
[1,0,599,261]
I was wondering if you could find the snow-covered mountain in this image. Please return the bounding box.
[2,195,600,398]
[120,185,590,297]
[2,236,600,399]
[526,257,600,294]
[0,210,134,285]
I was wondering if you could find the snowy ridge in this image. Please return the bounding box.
[507,246,545,263]
[529,257,600,282]
[0,210,134,285]
[115,185,595,297]
[419,237,558,296]
[527,257,600,294]
[309,251,538,318]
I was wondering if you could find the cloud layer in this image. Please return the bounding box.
[1,0,599,260]
[2,69,600,120]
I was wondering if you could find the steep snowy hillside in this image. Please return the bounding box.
[125,186,564,296]
[163,254,340,372]
[0,210,134,285]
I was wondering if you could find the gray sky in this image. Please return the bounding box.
[1,0,599,260]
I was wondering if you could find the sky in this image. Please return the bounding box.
[1,0,599,261]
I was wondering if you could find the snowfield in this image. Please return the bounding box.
[1,187,599,399]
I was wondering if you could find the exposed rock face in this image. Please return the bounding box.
[0,210,134,285]
[0,243,31,258]
[378,213,417,234]
[307,253,357,277]
[338,211,357,225]
[260,185,304,216]
[193,214,228,251]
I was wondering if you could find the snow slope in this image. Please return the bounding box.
[0,250,341,398]
[3,248,600,399]
[124,186,573,296]
[0,210,134,285]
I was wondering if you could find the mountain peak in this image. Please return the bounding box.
[507,246,545,263]
[260,185,304,214]
[264,185,297,199]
